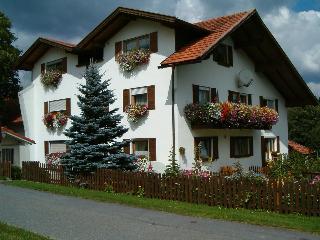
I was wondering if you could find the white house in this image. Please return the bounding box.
[15,7,317,172]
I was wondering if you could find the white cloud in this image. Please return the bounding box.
[174,0,206,22]
[263,7,320,76]
[307,82,320,97]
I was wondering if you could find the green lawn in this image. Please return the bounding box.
[0,221,50,240]
[6,180,320,234]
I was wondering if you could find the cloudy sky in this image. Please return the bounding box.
[1,0,319,96]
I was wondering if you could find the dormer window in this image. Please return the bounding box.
[213,44,233,67]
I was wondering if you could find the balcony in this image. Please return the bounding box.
[184,102,279,130]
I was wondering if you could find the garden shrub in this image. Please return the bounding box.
[11,166,22,180]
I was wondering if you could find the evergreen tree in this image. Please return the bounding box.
[164,147,180,176]
[61,64,136,178]
[0,12,21,125]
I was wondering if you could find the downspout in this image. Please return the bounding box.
[171,65,176,157]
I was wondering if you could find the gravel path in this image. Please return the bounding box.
[0,184,318,240]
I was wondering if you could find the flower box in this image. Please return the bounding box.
[125,104,148,122]
[116,49,151,72]
[41,69,62,88]
[43,111,68,129]
[184,102,279,130]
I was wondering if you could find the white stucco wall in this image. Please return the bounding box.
[175,37,288,171]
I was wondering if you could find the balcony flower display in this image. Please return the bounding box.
[116,49,151,72]
[125,104,148,122]
[41,69,62,88]
[43,111,68,129]
[184,102,279,129]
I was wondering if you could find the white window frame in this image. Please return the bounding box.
[131,87,148,106]
[49,141,67,154]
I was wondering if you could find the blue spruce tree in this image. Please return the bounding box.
[61,64,136,178]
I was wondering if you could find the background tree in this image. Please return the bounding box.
[288,105,320,153]
[61,64,136,178]
[0,11,21,125]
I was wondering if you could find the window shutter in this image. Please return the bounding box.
[275,99,279,112]
[115,41,122,56]
[193,85,199,104]
[248,94,252,105]
[66,98,71,116]
[150,32,158,53]
[123,89,130,112]
[44,102,48,114]
[228,91,233,102]
[147,85,155,110]
[277,136,280,153]
[227,46,233,67]
[249,137,254,156]
[41,63,45,74]
[212,137,219,159]
[123,139,130,154]
[61,57,67,73]
[210,88,217,103]
[44,141,49,155]
[259,96,266,107]
[230,137,235,158]
[149,138,156,161]
[261,136,266,167]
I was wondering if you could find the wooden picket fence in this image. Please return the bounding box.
[0,161,11,178]
[21,161,320,216]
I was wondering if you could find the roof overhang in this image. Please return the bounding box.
[1,127,35,145]
[77,7,209,50]
[16,38,76,71]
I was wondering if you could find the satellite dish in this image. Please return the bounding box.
[237,69,254,88]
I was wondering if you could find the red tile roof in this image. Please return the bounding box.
[1,127,35,144]
[161,10,254,66]
[288,140,314,155]
[42,37,76,48]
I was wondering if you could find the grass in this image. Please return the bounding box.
[5,180,320,234]
[0,221,51,240]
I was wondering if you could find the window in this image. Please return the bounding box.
[49,141,67,154]
[131,87,148,105]
[260,96,278,111]
[213,44,233,67]
[77,48,104,66]
[265,138,276,160]
[193,85,218,104]
[49,99,67,112]
[230,136,253,158]
[124,35,150,52]
[0,149,14,164]
[228,91,251,105]
[123,86,155,111]
[132,140,149,158]
[198,86,210,104]
[46,59,63,72]
[195,137,219,161]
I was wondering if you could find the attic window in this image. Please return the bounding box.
[124,34,150,52]
[46,59,63,72]
[213,44,233,67]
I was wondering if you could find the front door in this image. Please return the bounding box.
[0,148,14,164]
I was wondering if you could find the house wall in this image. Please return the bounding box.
[175,37,288,171]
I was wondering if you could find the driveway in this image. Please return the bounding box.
[0,184,318,240]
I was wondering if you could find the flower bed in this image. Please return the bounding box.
[41,69,62,88]
[125,104,148,122]
[43,111,68,129]
[116,49,151,72]
[184,102,279,129]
